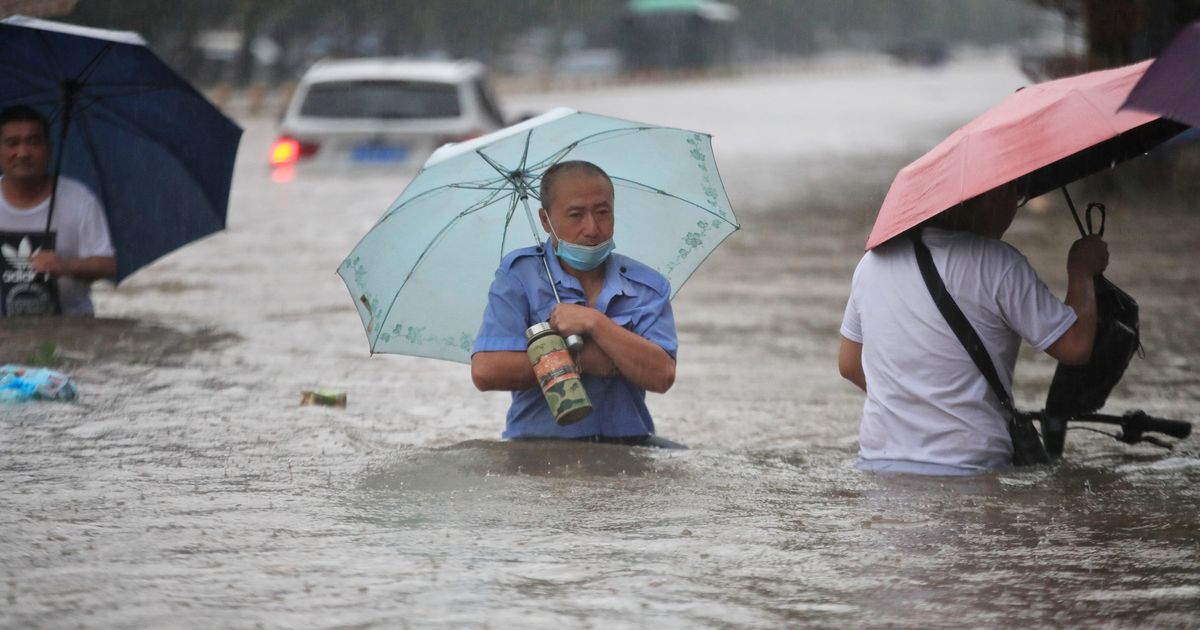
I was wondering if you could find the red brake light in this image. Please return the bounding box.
[270,137,318,166]
[270,138,299,165]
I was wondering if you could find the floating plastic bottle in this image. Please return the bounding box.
[0,364,77,404]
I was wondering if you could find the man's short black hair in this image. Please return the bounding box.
[539,160,613,209]
[0,105,50,141]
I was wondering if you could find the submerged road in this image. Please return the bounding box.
[2,52,1198,628]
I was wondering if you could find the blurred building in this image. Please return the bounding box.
[617,0,738,72]
[1026,0,1200,79]
[0,0,76,18]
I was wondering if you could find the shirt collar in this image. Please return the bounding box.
[541,238,638,305]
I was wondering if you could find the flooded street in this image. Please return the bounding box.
[2,53,1198,628]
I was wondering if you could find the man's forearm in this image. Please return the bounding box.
[1047,272,1099,365]
[587,317,675,393]
[61,256,116,282]
[838,337,866,392]
[471,351,538,391]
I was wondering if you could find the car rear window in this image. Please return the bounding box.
[299,80,462,119]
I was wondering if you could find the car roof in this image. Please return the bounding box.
[300,58,487,84]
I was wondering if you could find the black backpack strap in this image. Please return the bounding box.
[907,228,1049,466]
[907,228,1014,415]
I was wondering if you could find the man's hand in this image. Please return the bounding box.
[28,251,115,282]
[29,250,66,275]
[550,302,674,393]
[1067,235,1108,277]
[549,303,602,337]
[1047,235,1109,365]
[576,341,619,378]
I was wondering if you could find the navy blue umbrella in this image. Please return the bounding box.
[0,15,242,282]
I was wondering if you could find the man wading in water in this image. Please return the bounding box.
[470,160,679,446]
[0,105,115,316]
[838,181,1109,474]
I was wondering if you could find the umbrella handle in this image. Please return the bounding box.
[1085,202,1106,237]
[1061,186,1087,237]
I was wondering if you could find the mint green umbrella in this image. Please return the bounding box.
[338,107,738,363]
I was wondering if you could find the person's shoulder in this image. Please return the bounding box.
[973,234,1029,267]
[56,176,92,196]
[613,253,670,297]
[855,237,905,272]
[497,244,545,273]
[55,177,102,208]
[933,229,1027,264]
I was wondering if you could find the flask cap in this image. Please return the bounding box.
[525,321,555,340]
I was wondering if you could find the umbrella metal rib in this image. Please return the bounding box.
[610,175,733,224]
[498,188,521,269]
[371,185,516,350]
[474,133,572,308]
[524,126,653,175]
[473,133,568,304]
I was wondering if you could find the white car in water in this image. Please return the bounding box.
[270,58,507,170]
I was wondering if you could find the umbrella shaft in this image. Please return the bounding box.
[45,85,78,237]
[519,194,562,305]
[540,254,563,304]
[1060,186,1087,237]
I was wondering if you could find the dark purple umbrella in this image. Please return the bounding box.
[1121,21,1200,127]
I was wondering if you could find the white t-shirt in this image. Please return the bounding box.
[0,176,115,315]
[840,228,1076,472]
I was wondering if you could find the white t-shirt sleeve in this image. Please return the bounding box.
[840,259,864,343]
[995,254,1076,352]
[74,188,115,259]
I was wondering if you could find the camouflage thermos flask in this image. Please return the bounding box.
[525,322,593,425]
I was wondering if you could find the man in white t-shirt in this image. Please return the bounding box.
[838,182,1109,474]
[0,105,115,316]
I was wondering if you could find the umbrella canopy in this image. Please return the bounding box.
[1121,21,1200,127]
[338,107,739,363]
[0,15,242,282]
[866,60,1186,250]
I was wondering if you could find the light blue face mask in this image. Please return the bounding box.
[545,217,615,271]
[556,238,615,271]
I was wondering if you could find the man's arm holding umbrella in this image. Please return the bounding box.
[837,234,1112,392]
[471,270,676,394]
[1043,235,1108,365]
[30,192,117,283]
[472,334,628,389]
[30,251,115,281]
[472,305,676,394]
[549,302,675,394]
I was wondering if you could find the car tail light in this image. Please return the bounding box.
[269,137,318,166]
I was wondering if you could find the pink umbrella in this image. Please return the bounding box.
[866,60,1186,250]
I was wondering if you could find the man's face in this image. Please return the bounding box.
[0,120,51,181]
[540,172,615,247]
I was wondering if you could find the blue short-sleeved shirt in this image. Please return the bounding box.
[472,241,677,439]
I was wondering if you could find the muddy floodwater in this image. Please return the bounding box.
[2,54,1198,628]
